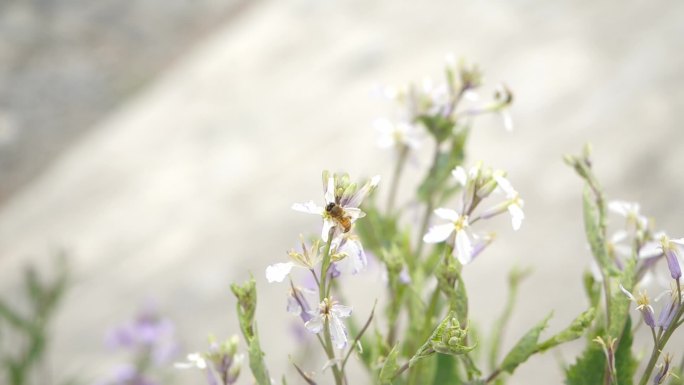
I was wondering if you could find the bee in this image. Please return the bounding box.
[325,202,352,233]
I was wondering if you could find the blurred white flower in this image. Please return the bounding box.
[374,118,422,150]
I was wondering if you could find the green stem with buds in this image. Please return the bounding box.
[318,230,344,385]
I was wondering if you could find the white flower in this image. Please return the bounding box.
[478,175,524,230]
[494,175,524,230]
[374,118,422,150]
[175,352,207,369]
[423,208,474,264]
[305,298,352,349]
[292,173,380,241]
[331,234,367,275]
[608,200,648,229]
[265,236,322,283]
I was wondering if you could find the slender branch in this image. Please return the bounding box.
[637,302,684,385]
[386,145,409,215]
[341,301,377,371]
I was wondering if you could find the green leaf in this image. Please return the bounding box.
[431,354,459,385]
[537,308,596,352]
[615,317,636,385]
[582,271,602,308]
[499,312,552,374]
[248,327,272,385]
[379,344,400,384]
[564,341,605,385]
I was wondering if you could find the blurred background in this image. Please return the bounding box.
[0,0,683,384]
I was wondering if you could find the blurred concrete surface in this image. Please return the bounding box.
[1,0,683,384]
[0,0,250,203]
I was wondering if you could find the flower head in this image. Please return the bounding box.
[374,118,422,150]
[619,284,656,328]
[304,297,352,349]
[265,236,322,283]
[175,335,243,385]
[609,200,648,230]
[292,172,380,241]
[331,233,368,275]
[658,235,684,280]
[423,208,474,264]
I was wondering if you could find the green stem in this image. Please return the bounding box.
[319,233,334,302]
[318,230,344,385]
[415,141,441,259]
[387,145,409,215]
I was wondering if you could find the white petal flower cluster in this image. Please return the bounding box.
[423,162,523,264]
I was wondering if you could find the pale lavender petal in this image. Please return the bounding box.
[329,316,348,349]
[331,304,352,318]
[305,315,324,334]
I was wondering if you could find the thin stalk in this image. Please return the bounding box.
[415,142,441,258]
[317,229,343,385]
[386,145,409,215]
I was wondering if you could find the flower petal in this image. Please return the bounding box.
[322,219,335,242]
[508,204,524,231]
[454,229,474,264]
[305,315,324,334]
[325,177,335,205]
[332,304,353,318]
[434,208,460,221]
[451,167,467,186]
[292,201,324,215]
[329,316,348,349]
[423,223,454,243]
[265,262,295,283]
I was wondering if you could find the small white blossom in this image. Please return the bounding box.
[265,236,322,283]
[175,353,207,369]
[494,175,524,230]
[374,118,422,150]
[305,298,352,349]
[608,200,648,229]
[331,234,367,275]
[423,208,474,264]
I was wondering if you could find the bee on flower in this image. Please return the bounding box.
[292,171,380,242]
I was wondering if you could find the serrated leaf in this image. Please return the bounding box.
[500,312,552,374]
[564,342,605,385]
[537,308,596,352]
[379,344,400,384]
